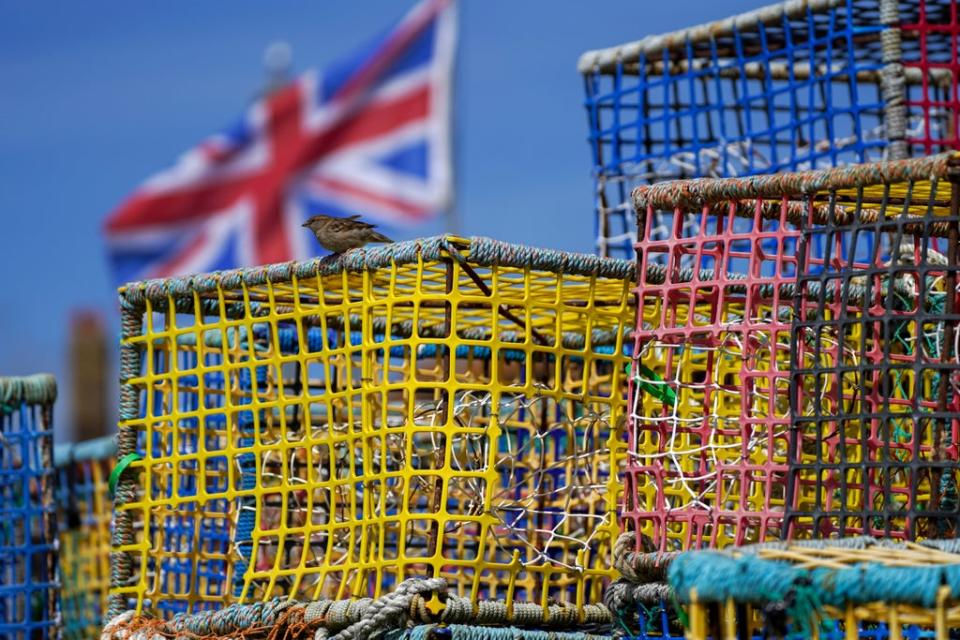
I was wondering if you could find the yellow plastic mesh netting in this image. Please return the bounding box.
[109,235,636,618]
[56,437,114,640]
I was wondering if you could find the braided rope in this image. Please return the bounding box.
[131,251,932,339]
[728,197,958,238]
[603,579,673,612]
[604,535,960,637]
[662,537,960,608]
[0,373,57,413]
[100,580,613,640]
[606,534,960,610]
[612,534,905,582]
[577,0,844,73]
[118,236,637,311]
[879,0,908,160]
[633,152,953,211]
[323,578,447,640]
[106,308,144,619]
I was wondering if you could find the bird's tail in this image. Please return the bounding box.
[369,230,393,244]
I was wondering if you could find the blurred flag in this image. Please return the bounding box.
[104,0,456,284]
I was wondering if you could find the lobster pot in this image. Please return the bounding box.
[666,538,960,640]
[55,437,115,640]
[786,159,960,540]
[580,0,960,259]
[627,192,800,552]
[0,374,59,640]
[109,235,635,619]
[626,152,960,554]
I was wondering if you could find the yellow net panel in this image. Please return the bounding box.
[109,235,635,618]
[56,438,113,640]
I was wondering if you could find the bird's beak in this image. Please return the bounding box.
[301,221,310,227]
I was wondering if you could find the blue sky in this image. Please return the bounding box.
[0,0,759,437]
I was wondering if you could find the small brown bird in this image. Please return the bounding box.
[302,214,394,254]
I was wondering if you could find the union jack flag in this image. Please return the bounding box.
[104,0,456,284]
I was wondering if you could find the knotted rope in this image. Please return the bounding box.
[316,578,447,640]
[602,533,677,638]
[100,579,613,640]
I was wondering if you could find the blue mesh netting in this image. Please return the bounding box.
[56,457,107,640]
[616,601,938,640]
[581,0,891,259]
[0,383,58,640]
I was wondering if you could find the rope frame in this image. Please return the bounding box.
[108,235,639,619]
[610,536,960,639]
[581,0,960,259]
[626,152,960,553]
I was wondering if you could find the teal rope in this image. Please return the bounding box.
[667,542,960,609]
[0,373,57,413]
[166,599,294,636]
[119,235,637,309]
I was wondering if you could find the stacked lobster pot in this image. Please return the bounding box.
[0,374,60,640]
[609,152,960,639]
[102,236,638,640]
[580,0,960,259]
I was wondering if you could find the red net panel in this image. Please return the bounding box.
[903,0,960,154]
[626,200,800,552]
